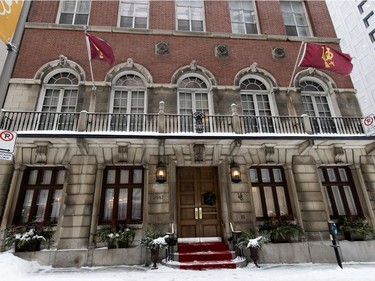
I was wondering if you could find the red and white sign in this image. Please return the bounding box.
[362,114,375,136]
[0,130,17,153]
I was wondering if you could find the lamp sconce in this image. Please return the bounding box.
[156,161,167,183]
[230,160,241,183]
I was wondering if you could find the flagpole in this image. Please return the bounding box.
[84,26,96,91]
[287,41,305,95]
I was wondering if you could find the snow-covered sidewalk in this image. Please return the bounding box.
[1,252,375,281]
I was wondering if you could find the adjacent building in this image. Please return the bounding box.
[0,0,374,267]
[327,0,375,117]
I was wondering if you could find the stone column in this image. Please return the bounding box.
[360,155,375,225]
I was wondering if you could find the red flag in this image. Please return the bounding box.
[298,42,353,76]
[85,33,115,66]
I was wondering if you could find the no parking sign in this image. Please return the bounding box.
[0,130,17,161]
[363,114,375,136]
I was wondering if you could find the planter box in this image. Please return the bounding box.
[15,240,41,252]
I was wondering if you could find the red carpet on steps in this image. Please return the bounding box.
[177,242,237,270]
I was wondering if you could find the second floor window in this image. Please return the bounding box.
[300,79,335,134]
[38,71,79,130]
[280,1,311,36]
[100,166,144,224]
[176,0,205,31]
[14,167,66,224]
[119,0,149,28]
[240,77,274,133]
[58,0,91,25]
[110,73,146,131]
[229,0,258,34]
[318,166,363,219]
[250,166,293,220]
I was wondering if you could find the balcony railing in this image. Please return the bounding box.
[0,108,365,137]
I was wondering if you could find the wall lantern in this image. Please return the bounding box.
[230,161,241,183]
[156,161,167,183]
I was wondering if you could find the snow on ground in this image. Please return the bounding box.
[1,251,375,281]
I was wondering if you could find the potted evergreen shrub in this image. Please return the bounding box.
[140,225,168,269]
[259,215,304,243]
[236,229,269,267]
[338,215,375,241]
[95,221,135,249]
[3,220,54,252]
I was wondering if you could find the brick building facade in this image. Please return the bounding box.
[0,0,374,268]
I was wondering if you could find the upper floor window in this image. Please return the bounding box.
[240,77,274,133]
[176,0,205,31]
[110,73,146,131]
[318,166,363,219]
[280,1,311,36]
[300,79,335,134]
[119,0,149,28]
[37,71,79,130]
[177,75,209,132]
[100,166,144,224]
[229,0,258,34]
[250,166,293,220]
[58,0,91,25]
[14,167,66,224]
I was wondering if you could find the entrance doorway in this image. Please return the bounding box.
[177,167,222,238]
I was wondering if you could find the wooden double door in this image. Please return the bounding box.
[177,167,222,238]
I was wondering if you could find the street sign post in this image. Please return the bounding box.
[362,114,375,136]
[0,130,17,161]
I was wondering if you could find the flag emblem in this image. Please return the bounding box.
[85,33,115,66]
[0,0,23,45]
[298,42,353,76]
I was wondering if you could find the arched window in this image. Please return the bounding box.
[110,73,146,131]
[300,79,336,133]
[38,71,79,130]
[240,76,274,133]
[177,75,209,132]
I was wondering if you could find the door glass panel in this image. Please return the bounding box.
[133,169,143,184]
[323,186,333,216]
[261,169,271,182]
[252,186,262,217]
[276,186,288,216]
[118,188,128,221]
[106,170,116,184]
[332,186,345,215]
[21,190,34,224]
[327,168,336,182]
[338,168,348,182]
[273,169,282,183]
[264,186,275,217]
[132,188,142,220]
[50,189,62,221]
[120,170,129,184]
[56,170,66,184]
[249,168,258,182]
[344,185,358,215]
[104,188,114,221]
[41,170,52,184]
[35,189,49,221]
[28,170,38,185]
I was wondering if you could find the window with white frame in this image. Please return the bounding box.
[110,73,146,131]
[119,0,149,28]
[240,77,274,133]
[229,0,258,34]
[58,0,91,25]
[176,0,205,31]
[318,166,363,219]
[250,166,293,220]
[14,167,66,224]
[177,76,209,132]
[38,71,79,130]
[280,1,311,36]
[300,79,336,134]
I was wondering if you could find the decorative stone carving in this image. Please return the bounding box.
[155,42,169,55]
[263,144,276,164]
[333,146,345,163]
[272,47,285,59]
[58,55,68,66]
[126,58,134,68]
[194,144,205,163]
[215,44,229,57]
[35,142,50,164]
[118,145,129,163]
[190,60,197,71]
[249,62,259,73]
